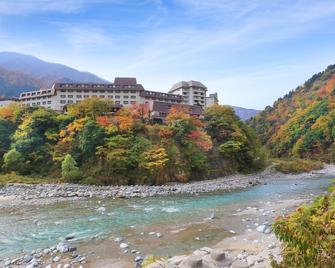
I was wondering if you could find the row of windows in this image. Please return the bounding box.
[59,95,137,99]
[60,100,136,105]
[60,89,135,94]
[30,101,52,105]
[21,90,52,97]
[23,96,52,100]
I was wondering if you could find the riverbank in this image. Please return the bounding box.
[1,165,334,209]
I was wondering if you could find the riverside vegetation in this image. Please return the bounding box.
[0,100,265,185]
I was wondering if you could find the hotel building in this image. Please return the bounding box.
[18,77,219,120]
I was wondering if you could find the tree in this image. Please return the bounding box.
[78,120,105,159]
[67,98,114,118]
[61,154,81,182]
[3,149,25,173]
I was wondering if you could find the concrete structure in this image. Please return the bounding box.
[0,98,18,108]
[19,78,183,111]
[18,77,219,120]
[206,93,219,107]
[169,80,207,107]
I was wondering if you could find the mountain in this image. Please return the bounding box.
[0,52,107,97]
[248,64,335,161]
[0,66,44,98]
[231,106,260,121]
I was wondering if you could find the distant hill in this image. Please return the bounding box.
[231,106,260,121]
[0,52,107,97]
[0,66,43,98]
[248,64,335,160]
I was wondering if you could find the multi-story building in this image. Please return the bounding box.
[0,98,18,108]
[19,77,183,111]
[168,80,218,108]
[206,93,219,107]
[168,80,207,107]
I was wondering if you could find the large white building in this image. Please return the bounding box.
[18,78,219,115]
[0,98,18,108]
[19,78,183,111]
[169,80,208,107]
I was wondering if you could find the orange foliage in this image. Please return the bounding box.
[188,130,213,151]
[166,106,190,123]
[96,116,111,127]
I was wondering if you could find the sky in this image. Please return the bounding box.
[1,0,335,109]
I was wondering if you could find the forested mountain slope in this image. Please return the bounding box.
[248,64,335,161]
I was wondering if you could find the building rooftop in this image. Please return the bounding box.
[169,80,207,93]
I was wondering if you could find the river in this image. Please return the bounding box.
[0,176,333,266]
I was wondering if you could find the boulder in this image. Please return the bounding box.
[231,260,249,268]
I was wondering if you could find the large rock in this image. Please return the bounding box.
[256,224,267,233]
[231,260,249,268]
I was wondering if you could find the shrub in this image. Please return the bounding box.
[273,158,323,174]
[61,154,82,182]
[2,149,25,174]
[272,187,335,267]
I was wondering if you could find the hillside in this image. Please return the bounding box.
[231,106,260,121]
[0,52,107,97]
[0,66,44,98]
[248,64,335,161]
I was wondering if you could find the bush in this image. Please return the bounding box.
[61,154,82,182]
[273,158,323,174]
[2,149,25,174]
[272,186,335,267]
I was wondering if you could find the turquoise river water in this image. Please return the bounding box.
[0,176,333,259]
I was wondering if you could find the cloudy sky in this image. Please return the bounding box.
[1,0,335,109]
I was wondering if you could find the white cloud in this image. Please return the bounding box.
[60,25,113,51]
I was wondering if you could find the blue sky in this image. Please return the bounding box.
[1,0,335,109]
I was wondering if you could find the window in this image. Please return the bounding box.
[123,95,129,99]
[68,100,73,104]
[108,96,113,98]
[115,101,120,104]
[124,90,129,93]
[60,95,66,98]
[60,100,66,104]
[77,90,82,93]
[123,101,129,104]
[68,90,73,92]
[99,95,105,98]
[130,101,136,104]
[115,90,120,93]
[61,89,66,92]
[84,95,89,98]
[115,95,120,99]
[130,96,136,99]
[99,90,105,93]
[37,102,40,105]
[47,101,51,104]
[77,95,82,98]
[42,101,46,105]
[68,95,73,98]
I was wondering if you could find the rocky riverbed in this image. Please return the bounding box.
[1,165,334,209]
[0,165,334,268]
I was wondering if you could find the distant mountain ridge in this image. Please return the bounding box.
[0,52,107,97]
[231,106,260,121]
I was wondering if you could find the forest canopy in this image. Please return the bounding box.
[0,100,265,185]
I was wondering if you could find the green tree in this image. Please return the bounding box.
[78,120,105,159]
[61,154,81,182]
[3,149,25,173]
